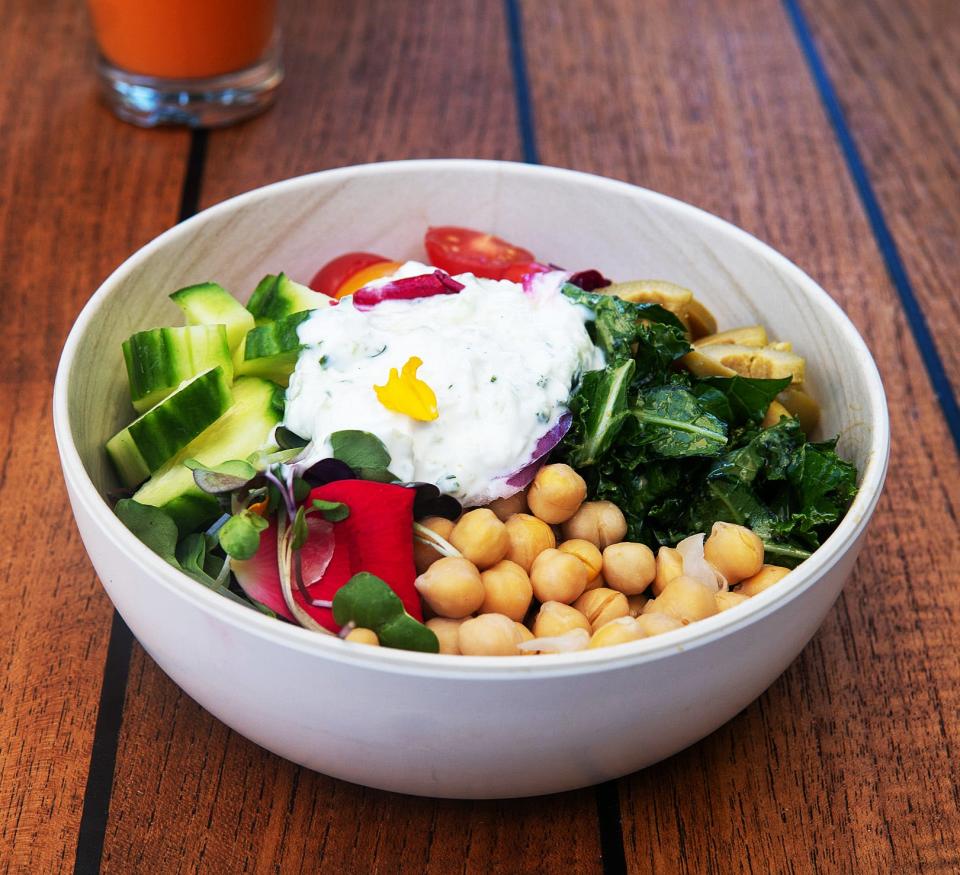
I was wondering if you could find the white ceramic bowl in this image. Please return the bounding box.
[54,160,888,798]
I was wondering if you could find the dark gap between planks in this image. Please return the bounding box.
[784,0,960,453]
[73,128,210,875]
[504,0,628,870]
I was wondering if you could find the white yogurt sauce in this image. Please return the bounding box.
[283,262,603,505]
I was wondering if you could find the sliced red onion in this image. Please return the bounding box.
[504,412,572,489]
[568,269,611,291]
[353,270,465,310]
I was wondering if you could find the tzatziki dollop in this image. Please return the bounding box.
[283,262,602,506]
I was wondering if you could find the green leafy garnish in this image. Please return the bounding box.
[185,458,257,494]
[312,498,350,522]
[329,429,396,482]
[218,509,269,560]
[332,572,439,653]
[115,498,180,565]
[275,426,310,450]
[114,499,271,611]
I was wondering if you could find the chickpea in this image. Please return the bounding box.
[527,463,587,524]
[703,522,764,584]
[588,616,645,649]
[558,539,603,584]
[504,513,556,572]
[627,594,649,617]
[653,546,684,596]
[560,501,627,549]
[414,515,455,574]
[602,542,657,595]
[449,508,509,570]
[582,574,604,592]
[426,617,465,654]
[715,591,750,612]
[415,556,485,619]
[515,622,535,644]
[635,613,683,637]
[737,564,790,597]
[643,575,717,624]
[480,560,533,621]
[573,588,630,631]
[487,490,528,522]
[458,613,523,656]
[345,627,379,646]
[529,548,589,604]
[532,601,591,638]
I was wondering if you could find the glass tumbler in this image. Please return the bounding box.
[86,0,283,128]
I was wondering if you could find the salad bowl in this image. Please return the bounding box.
[53,159,888,798]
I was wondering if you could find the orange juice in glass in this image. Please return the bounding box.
[86,0,282,127]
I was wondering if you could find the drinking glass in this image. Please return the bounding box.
[86,0,283,128]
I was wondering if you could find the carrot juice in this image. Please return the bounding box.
[88,0,278,79]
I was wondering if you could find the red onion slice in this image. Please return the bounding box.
[568,269,611,291]
[353,270,465,310]
[503,412,573,489]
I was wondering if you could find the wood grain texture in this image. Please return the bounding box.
[98,2,605,872]
[521,0,960,871]
[200,0,525,203]
[103,657,599,874]
[804,0,960,392]
[0,1,190,872]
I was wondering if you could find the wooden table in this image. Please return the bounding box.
[3,0,958,871]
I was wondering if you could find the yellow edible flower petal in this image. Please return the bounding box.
[374,356,439,421]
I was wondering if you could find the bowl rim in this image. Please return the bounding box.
[53,158,890,679]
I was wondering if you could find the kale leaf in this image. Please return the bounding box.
[564,360,635,468]
[556,287,858,568]
[562,284,690,368]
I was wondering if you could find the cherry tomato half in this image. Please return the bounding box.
[310,252,388,296]
[335,260,403,299]
[502,261,553,285]
[424,226,535,280]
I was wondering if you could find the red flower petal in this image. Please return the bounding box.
[233,480,419,632]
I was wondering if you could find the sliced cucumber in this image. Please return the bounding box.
[123,324,233,413]
[106,366,233,488]
[133,377,284,533]
[246,273,330,325]
[169,282,255,354]
[236,310,313,384]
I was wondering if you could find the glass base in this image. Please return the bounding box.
[97,44,283,128]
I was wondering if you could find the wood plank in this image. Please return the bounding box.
[0,1,191,871]
[803,0,960,394]
[200,0,525,202]
[520,0,960,872]
[100,1,604,872]
[103,658,599,874]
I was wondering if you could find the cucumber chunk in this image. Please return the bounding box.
[106,366,233,488]
[123,324,233,414]
[246,273,330,325]
[133,377,284,533]
[236,310,313,385]
[170,282,255,354]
